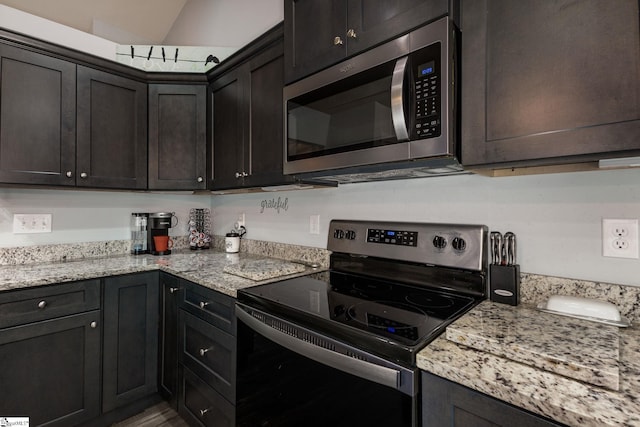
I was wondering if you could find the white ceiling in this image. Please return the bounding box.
[0,0,188,44]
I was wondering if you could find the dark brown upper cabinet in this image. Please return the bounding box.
[284,0,450,83]
[460,0,640,169]
[148,84,207,190]
[210,27,295,190]
[0,43,77,186]
[77,66,148,189]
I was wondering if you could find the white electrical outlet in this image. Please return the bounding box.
[309,215,320,235]
[602,219,639,259]
[13,214,52,234]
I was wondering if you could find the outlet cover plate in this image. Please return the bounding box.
[602,218,639,259]
[13,214,52,234]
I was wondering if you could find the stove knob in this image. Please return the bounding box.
[333,304,346,317]
[334,229,345,239]
[432,235,447,249]
[452,237,467,251]
[345,230,356,240]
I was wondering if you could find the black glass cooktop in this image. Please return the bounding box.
[237,270,477,364]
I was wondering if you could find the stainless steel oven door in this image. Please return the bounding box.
[235,303,418,427]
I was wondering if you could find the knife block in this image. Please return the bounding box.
[489,264,520,306]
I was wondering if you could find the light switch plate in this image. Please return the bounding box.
[13,214,52,234]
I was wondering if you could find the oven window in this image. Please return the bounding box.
[236,320,413,427]
[286,60,401,162]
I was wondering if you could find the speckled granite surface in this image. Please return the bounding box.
[0,236,331,269]
[0,248,327,298]
[445,302,621,390]
[418,300,640,427]
[223,259,306,281]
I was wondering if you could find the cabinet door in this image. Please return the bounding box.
[77,66,148,189]
[422,372,564,427]
[149,84,207,190]
[0,311,101,427]
[159,273,181,409]
[245,40,296,188]
[284,0,347,83]
[461,0,640,167]
[211,69,245,189]
[347,0,449,55]
[0,43,76,185]
[103,272,159,412]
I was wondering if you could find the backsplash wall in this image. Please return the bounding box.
[0,188,210,247]
[211,168,640,288]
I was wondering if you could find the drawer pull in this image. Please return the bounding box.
[199,347,212,356]
[169,287,180,294]
[199,408,211,417]
[199,301,210,309]
[37,300,47,309]
[90,321,98,329]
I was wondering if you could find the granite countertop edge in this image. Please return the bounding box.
[0,250,326,298]
[417,301,640,427]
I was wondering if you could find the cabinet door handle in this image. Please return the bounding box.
[37,300,47,309]
[66,171,73,178]
[347,29,357,39]
[80,172,88,179]
[197,176,204,183]
[199,408,211,417]
[334,36,344,45]
[199,347,212,356]
[90,321,98,329]
[169,287,180,294]
[199,301,210,309]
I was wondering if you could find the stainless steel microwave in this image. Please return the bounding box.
[283,16,464,183]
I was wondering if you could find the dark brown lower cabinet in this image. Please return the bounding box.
[180,367,235,427]
[0,311,101,426]
[159,272,181,409]
[177,280,236,427]
[103,272,160,413]
[421,372,565,427]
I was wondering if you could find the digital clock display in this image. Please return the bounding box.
[367,229,418,247]
[418,60,435,77]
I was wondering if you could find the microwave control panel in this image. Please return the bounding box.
[412,42,441,140]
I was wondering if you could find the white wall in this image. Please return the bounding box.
[0,4,117,60]
[0,189,211,246]
[211,168,640,287]
[162,0,283,47]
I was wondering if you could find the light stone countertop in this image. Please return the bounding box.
[417,300,640,427]
[0,249,325,297]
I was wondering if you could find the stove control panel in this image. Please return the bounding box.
[328,220,488,272]
[367,228,418,247]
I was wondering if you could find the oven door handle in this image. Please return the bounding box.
[391,55,409,142]
[236,306,401,391]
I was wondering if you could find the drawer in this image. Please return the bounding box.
[179,310,236,403]
[179,366,235,427]
[0,280,101,329]
[180,281,235,335]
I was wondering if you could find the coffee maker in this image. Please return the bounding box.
[148,212,176,255]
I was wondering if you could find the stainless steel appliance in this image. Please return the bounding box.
[283,17,463,183]
[147,212,176,255]
[235,220,488,426]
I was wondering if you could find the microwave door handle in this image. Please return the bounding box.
[391,56,409,141]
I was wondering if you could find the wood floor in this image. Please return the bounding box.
[111,401,188,427]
